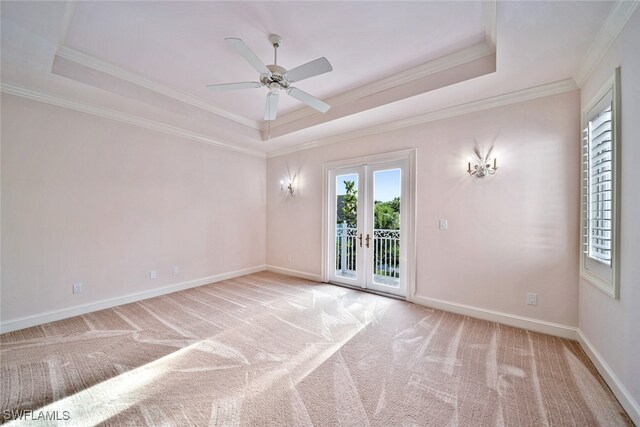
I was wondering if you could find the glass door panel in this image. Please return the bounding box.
[328,167,364,287]
[335,173,358,280]
[366,159,407,297]
[372,168,401,288]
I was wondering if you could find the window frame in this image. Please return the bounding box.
[580,68,621,299]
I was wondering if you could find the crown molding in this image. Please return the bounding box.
[55,46,261,130]
[483,0,497,50]
[268,42,496,131]
[58,1,77,50]
[1,77,576,161]
[267,78,578,158]
[573,0,639,88]
[1,82,266,158]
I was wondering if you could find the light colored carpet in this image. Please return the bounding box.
[0,272,632,426]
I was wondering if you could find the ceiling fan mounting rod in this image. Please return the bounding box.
[269,34,283,66]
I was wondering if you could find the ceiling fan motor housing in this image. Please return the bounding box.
[262,64,289,89]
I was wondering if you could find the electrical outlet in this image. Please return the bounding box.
[527,293,538,306]
[172,265,180,276]
[288,255,293,263]
[439,219,448,230]
[73,283,82,294]
[149,270,157,280]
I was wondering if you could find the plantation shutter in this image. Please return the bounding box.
[583,89,613,265]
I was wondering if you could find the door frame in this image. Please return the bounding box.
[321,149,417,302]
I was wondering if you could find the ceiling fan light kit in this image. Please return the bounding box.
[207,34,333,121]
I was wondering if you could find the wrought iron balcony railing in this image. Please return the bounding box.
[335,224,400,279]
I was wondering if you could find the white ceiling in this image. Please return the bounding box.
[0,1,619,154]
[64,1,486,120]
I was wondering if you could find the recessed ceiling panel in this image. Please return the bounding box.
[64,1,485,121]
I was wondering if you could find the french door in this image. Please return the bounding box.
[328,158,409,297]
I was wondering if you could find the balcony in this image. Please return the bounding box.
[335,224,400,287]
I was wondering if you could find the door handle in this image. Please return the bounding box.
[365,234,370,248]
[358,234,363,247]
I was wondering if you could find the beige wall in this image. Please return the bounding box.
[1,86,584,332]
[267,90,581,327]
[578,9,640,411]
[1,94,266,322]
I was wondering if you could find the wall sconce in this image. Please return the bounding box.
[280,179,294,195]
[467,146,498,179]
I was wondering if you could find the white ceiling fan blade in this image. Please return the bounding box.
[206,82,262,91]
[264,91,279,121]
[284,57,333,83]
[287,87,330,113]
[225,38,271,75]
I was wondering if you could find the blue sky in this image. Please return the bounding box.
[336,169,400,202]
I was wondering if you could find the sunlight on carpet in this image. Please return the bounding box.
[0,272,632,426]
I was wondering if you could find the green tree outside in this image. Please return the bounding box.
[341,180,358,227]
[374,197,400,230]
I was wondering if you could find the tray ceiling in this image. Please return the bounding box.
[64,1,486,121]
[1,1,621,154]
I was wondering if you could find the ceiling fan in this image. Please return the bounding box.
[207,34,333,121]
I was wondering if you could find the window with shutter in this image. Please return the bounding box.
[580,68,620,298]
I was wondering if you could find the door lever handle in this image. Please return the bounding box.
[358,234,363,247]
[365,234,370,248]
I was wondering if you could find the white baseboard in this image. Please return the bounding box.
[576,328,640,425]
[266,265,322,282]
[0,265,267,334]
[413,295,577,340]
[263,270,577,340]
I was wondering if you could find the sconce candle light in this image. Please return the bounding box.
[467,146,498,179]
[280,179,294,195]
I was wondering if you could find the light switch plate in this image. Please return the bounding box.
[439,219,448,230]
